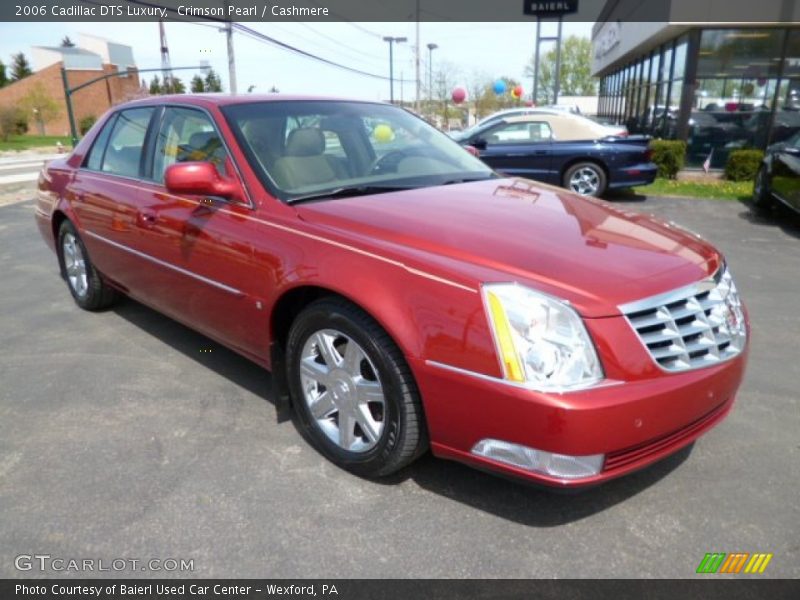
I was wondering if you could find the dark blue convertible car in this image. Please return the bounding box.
[455,113,657,197]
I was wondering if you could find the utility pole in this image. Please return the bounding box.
[158,20,173,93]
[415,0,421,113]
[224,1,237,93]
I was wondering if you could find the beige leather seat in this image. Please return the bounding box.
[271,128,346,189]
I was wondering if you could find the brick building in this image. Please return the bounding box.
[0,34,143,137]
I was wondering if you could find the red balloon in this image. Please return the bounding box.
[514,85,524,98]
[451,86,466,104]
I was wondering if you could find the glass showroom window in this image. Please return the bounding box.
[769,29,800,146]
[688,28,787,167]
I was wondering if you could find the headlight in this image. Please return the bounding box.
[482,283,604,391]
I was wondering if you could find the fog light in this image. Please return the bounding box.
[471,439,604,480]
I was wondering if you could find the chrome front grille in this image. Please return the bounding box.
[620,267,746,372]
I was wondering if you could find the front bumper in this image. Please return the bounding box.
[410,345,747,488]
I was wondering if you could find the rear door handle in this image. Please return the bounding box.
[137,210,157,229]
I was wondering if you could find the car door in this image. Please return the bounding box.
[770,133,800,211]
[471,120,554,182]
[70,106,159,289]
[135,105,267,357]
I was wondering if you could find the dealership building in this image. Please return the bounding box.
[591,0,800,168]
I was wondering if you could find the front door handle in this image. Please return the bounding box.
[137,210,157,229]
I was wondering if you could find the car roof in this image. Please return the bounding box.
[115,93,387,110]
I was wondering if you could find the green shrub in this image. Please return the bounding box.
[0,106,26,141]
[724,149,764,182]
[649,140,686,179]
[79,115,97,136]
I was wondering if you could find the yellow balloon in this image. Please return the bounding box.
[374,123,394,143]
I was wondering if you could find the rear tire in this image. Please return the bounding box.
[752,165,775,215]
[286,298,427,478]
[57,220,118,311]
[563,162,607,197]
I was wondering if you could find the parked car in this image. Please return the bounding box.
[36,95,748,489]
[452,109,628,143]
[459,114,656,196]
[753,131,800,215]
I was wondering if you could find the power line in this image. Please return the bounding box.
[100,0,415,85]
[233,23,415,83]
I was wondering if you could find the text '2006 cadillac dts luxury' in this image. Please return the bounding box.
[35,95,749,488]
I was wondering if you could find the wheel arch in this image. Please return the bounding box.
[267,282,428,418]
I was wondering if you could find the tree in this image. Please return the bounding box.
[22,83,60,135]
[524,35,597,105]
[190,75,205,93]
[10,52,33,81]
[61,36,75,48]
[168,76,186,94]
[432,62,466,129]
[149,76,162,95]
[0,60,7,88]
[204,68,223,92]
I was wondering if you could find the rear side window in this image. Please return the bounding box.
[100,108,155,178]
[152,107,229,183]
[84,115,116,171]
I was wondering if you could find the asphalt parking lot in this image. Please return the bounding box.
[1,192,798,579]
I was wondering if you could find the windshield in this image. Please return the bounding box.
[222,100,494,201]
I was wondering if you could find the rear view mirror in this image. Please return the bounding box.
[165,162,240,200]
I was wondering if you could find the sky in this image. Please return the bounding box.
[0,20,592,101]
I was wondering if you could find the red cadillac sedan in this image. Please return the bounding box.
[35,95,749,488]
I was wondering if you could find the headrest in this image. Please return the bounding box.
[286,128,325,157]
[188,131,218,150]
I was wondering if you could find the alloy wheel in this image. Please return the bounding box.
[62,232,88,298]
[568,167,601,196]
[299,328,386,453]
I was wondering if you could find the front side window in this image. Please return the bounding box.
[484,121,552,144]
[223,101,494,200]
[153,107,230,183]
[100,108,155,178]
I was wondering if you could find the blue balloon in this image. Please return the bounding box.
[493,80,507,95]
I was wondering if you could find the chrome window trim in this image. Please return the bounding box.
[84,230,244,297]
[78,102,255,210]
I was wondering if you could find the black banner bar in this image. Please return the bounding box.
[2,579,800,600]
[1,0,799,23]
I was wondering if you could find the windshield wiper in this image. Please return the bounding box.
[286,184,414,205]
[440,174,499,185]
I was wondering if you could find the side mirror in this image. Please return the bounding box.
[165,162,239,200]
[471,138,488,150]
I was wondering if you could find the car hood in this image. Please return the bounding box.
[295,178,721,317]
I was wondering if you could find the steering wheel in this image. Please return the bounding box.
[369,150,408,175]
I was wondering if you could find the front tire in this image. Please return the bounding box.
[286,298,427,478]
[752,165,775,215]
[563,162,607,197]
[57,220,118,311]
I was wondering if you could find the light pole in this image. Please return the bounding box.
[427,43,438,117]
[382,36,407,104]
[60,64,209,146]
